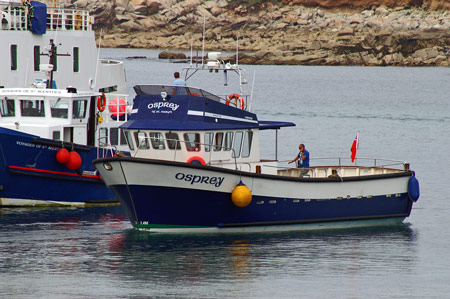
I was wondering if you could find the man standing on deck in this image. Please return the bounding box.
[288,143,310,176]
[172,72,187,95]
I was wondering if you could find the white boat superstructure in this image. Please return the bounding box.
[0,87,130,152]
[0,0,126,93]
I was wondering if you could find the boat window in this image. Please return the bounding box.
[214,132,224,151]
[20,99,45,117]
[50,98,69,118]
[11,45,17,71]
[125,130,135,150]
[242,131,253,158]
[99,128,108,147]
[73,99,87,118]
[165,132,181,150]
[232,131,243,158]
[150,132,165,150]
[34,46,40,71]
[0,98,15,117]
[52,131,60,140]
[73,47,79,72]
[223,132,233,151]
[135,132,150,149]
[204,133,213,152]
[120,129,127,145]
[110,128,119,146]
[184,133,200,151]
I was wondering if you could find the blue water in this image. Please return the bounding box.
[1,48,449,298]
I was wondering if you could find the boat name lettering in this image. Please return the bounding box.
[148,102,179,111]
[175,172,224,187]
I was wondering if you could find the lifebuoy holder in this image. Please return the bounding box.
[97,92,106,112]
[226,94,245,110]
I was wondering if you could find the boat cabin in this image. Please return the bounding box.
[0,87,130,151]
[120,83,294,175]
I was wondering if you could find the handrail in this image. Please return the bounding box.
[279,156,407,170]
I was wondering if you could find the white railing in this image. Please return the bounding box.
[0,4,93,31]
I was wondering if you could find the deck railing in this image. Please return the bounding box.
[0,4,93,31]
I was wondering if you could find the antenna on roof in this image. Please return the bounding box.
[201,15,206,67]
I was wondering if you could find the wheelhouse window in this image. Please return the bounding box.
[11,44,17,71]
[232,131,243,158]
[165,132,181,150]
[20,99,45,117]
[34,46,40,71]
[125,131,135,150]
[184,133,200,151]
[0,98,15,117]
[223,132,233,151]
[134,132,149,149]
[73,99,87,118]
[242,131,253,158]
[99,128,108,146]
[50,98,68,118]
[52,131,60,140]
[204,133,213,152]
[110,128,119,146]
[214,132,224,151]
[73,47,79,72]
[150,132,165,150]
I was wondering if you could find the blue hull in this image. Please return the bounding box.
[110,184,413,231]
[0,128,117,205]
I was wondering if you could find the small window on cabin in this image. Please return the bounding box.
[73,99,87,118]
[125,131,135,150]
[134,132,149,149]
[20,99,45,117]
[99,128,108,147]
[50,98,68,118]
[73,47,79,72]
[165,132,181,150]
[204,133,213,152]
[232,131,243,158]
[214,132,224,151]
[0,98,15,117]
[223,132,233,151]
[11,45,17,71]
[150,132,165,150]
[184,133,200,152]
[110,128,119,146]
[52,131,61,140]
[34,46,40,71]
[242,131,253,158]
[120,129,127,145]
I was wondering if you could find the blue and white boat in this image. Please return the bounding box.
[0,86,130,206]
[94,54,420,232]
[0,1,131,206]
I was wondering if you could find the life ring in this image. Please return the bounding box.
[226,94,245,110]
[192,93,201,97]
[186,156,206,165]
[97,93,106,112]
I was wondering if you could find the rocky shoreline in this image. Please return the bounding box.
[57,0,450,66]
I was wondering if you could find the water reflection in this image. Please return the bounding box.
[106,225,418,284]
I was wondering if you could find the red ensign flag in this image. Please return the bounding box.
[350,133,359,163]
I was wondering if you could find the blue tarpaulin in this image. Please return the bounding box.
[30,1,47,35]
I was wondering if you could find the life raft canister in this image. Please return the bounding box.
[97,92,106,112]
[226,94,245,110]
[186,156,206,165]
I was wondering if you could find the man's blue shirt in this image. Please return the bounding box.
[298,150,310,168]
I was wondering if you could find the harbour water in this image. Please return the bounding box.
[1,48,449,298]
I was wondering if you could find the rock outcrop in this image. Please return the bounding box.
[46,0,450,65]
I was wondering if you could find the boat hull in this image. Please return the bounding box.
[0,128,117,206]
[95,157,416,232]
